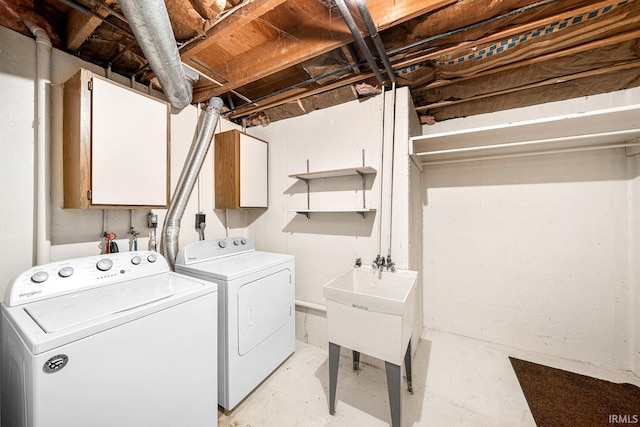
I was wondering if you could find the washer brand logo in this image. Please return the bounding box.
[43,354,69,374]
[19,290,42,298]
[352,304,369,311]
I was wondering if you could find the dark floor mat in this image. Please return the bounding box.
[509,357,640,426]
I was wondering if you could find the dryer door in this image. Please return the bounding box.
[237,269,292,356]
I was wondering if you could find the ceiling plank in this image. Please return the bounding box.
[392,0,633,71]
[66,0,116,51]
[179,0,289,57]
[188,0,354,101]
[365,0,458,30]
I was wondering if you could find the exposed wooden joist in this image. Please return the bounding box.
[179,0,289,57]
[66,0,116,51]
[365,0,458,30]
[415,60,640,111]
[227,72,375,119]
[393,0,634,71]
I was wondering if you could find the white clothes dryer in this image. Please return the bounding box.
[1,251,218,427]
[175,238,295,410]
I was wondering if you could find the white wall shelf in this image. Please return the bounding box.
[289,151,376,219]
[289,166,376,181]
[410,105,640,166]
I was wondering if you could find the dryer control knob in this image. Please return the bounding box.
[31,271,49,283]
[58,267,74,278]
[131,256,142,265]
[240,239,247,245]
[96,258,113,272]
[218,240,227,248]
[147,254,157,263]
[233,240,240,246]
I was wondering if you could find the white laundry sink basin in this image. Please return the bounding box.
[323,266,417,365]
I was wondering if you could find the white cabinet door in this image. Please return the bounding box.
[239,132,268,207]
[90,77,168,206]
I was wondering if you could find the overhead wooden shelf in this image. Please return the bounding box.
[289,166,377,181]
[410,105,640,166]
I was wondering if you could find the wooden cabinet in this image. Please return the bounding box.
[63,69,170,209]
[214,130,268,209]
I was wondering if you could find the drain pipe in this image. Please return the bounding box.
[25,21,52,266]
[335,0,385,85]
[161,98,223,269]
[354,0,396,84]
[119,0,195,111]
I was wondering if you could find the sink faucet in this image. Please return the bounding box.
[386,255,396,273]
[373,254,385,271]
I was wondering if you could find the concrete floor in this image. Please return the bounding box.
[218,330,640,426]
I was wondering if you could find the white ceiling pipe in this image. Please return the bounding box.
[24,21,52,266]
[119,0,195,111]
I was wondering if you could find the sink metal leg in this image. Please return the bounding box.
[404,339,413,394]
[352,350,360,371]
[329,342,340,415]
[385,361,401,427]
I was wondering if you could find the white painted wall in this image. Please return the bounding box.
[421,90,640,370]
[248,88,422,350]
[631,154,640,376]
[0,26,238,298]
[0,27,36,298]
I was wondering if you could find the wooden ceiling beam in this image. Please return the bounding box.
[365,0,458,30]
[227,72,374,119]
[392,0,632,71]
[65,0,116,51]
[179,0,289,57]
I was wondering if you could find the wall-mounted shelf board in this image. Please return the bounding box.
[410,104,640,166]
[291,208,376,219]
[289,166,376,181]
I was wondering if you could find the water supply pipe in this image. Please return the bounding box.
[354,0,396,84]
[119,0,196,111]
[24,21,52,266]
[161,98,223,269]
[335,0,385,85]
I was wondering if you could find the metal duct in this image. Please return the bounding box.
[119,0,195,111]
[161,98,224,270]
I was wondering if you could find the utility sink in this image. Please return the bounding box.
[323,265,418,365]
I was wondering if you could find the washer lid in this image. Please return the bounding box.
[24,274,202,333]
[176,251,294,281]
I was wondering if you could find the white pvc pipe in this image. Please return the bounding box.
[295,299,327,313]
[25,21,51,266]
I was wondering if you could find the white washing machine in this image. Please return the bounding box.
[1,251,218,427]
[175,237,295,410]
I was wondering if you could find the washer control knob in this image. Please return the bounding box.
[131,256,142,265]
[218,240,227,248]
[96,258,113,272]
[31,271,49,283]
[233,239,240,246]
[58,267,74,278]
[147,254,157,263]
[241,239,247,245]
